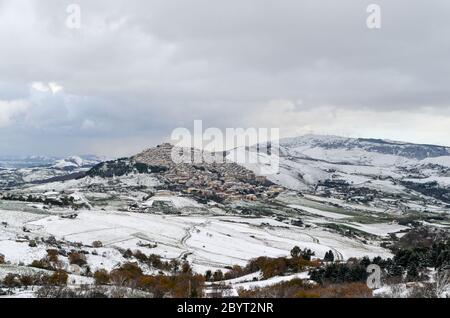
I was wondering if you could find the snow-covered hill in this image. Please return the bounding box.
[280,135,450,162]
[0,155,105,189]
[227,135,450,204]
[52,156,102,170]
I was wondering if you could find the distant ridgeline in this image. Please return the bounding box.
[284,135,450,160]
[354,138,450,160]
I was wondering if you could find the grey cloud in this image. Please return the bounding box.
[0,0,450,156]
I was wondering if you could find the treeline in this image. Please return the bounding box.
[309,239,450,286]
[0,193,89,209]
[2,271,68,289]
[124,249,181,273]
[309,257,376,285]
[389,241,450,279]
[206,247,320,281]
[92,262,205,298]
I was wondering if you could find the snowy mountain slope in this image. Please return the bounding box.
[280,135,450,161]
[0,155,104,189]
[52,156,99,170]
[0,155,105,169]
[227,135,450,205]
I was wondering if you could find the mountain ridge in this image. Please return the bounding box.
[278,134,450,160]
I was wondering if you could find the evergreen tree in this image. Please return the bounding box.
[301,249,315,261]
[324,250,335,262]
[290,246,301,258]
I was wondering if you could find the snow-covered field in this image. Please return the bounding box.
[289,204,351,220]
[0,207,393,274]
[345,222,408,237]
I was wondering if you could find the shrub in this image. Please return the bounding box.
[92,241,103,248]
[224,265,244,280]
[47,270,69,286]
[205,270,212,281]
[309,282,372,298]
[133,250,148,263]
[30,259,53,270]
[137,272,205,298]
[110,262,143,286]
[19,275,34,286]
[212,270,224,281]
[0,253,5,264]
[47,249,59,263]
[148,254,162,268]
[138,275,172,297]
[3,274,21,288]
[36,285,109,298]
[68,252,87,267]
[122,249,133,259]
[181,262,192,275]
[94,269,110,285]
[243,255,320,280]
[170,259,180,273]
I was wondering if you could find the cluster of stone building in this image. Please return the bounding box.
[134,143,284,203]
[165,163,283,202]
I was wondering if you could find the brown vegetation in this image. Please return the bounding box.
[68,252,87,267]
[239,279,372,298]
[94,269,110,285]
[92,241,103,248]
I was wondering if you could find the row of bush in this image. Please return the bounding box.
[204,247,321,282]
[2,271,68,288]
[92,262,204,298]
[29,249,88,271]
[124,250,181,273]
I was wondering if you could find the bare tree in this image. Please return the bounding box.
[434,269,450,298]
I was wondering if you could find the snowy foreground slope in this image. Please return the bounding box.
[0,208,391,275]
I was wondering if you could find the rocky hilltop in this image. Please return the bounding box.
[133,143,178,168]
[133,143,281,203]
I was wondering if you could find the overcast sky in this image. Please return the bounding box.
[1,0,450,156]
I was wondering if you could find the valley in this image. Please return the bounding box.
[0,135,449,297]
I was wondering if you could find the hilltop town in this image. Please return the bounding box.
[133,143,284,203]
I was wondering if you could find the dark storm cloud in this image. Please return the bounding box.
[0,0,450,155]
